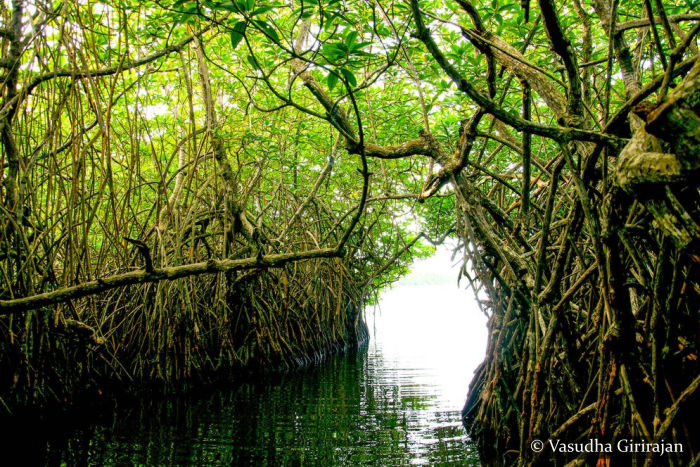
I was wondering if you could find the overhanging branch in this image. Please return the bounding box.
[0,247,340,314]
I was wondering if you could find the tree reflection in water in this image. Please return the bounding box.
[31,247,486,466]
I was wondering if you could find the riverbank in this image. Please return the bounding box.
[0,257,370,418]
[3,279,481,466]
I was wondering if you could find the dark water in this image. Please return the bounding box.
[26,344,479,465]
[13,261,486,466]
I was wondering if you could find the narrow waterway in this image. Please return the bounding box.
[26,248,488,465]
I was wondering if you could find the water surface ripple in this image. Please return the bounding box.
[30,277,487,466]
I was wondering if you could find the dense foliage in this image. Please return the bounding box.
[0,0,435,416]
[1,0,699,464]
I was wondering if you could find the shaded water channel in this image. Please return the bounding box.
[21,250,487,465]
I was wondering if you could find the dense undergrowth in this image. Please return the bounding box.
[1,256,369,413]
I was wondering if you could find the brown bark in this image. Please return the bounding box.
[616,59,700,247]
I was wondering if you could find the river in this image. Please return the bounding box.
[22,248,488,465]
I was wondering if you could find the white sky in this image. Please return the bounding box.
[369,243,488,411]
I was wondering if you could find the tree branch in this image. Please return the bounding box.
[0,248,340,314]
[409,0,622,145]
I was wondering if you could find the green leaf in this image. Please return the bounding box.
[345,30,358,47]
[251,4,283,16]
[321,43,344,61]
[327,72,338,90]
[213,1,242,12]
[291,4,315,19]
[214,0,251,12]
[230,21,247,49]
[254,20,279,42]
[300,7,315,19]
[340,68,357,87]
[350,41,372,53]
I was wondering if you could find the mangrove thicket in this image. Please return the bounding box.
[0,0,699,465]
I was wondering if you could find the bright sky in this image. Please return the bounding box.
[370,243,489,411]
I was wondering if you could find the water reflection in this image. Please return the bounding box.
[22,248,487,465]
[35,344,479,465]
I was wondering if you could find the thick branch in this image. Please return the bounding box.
[350,137,432,159]
[592,0,641,97]
[617,13,700,32]
[410,0,622,145]
[0,248,340,313]
[538,0,583,119]
[465,30,566,118]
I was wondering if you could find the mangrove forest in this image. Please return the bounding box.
[0,0,699,464]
